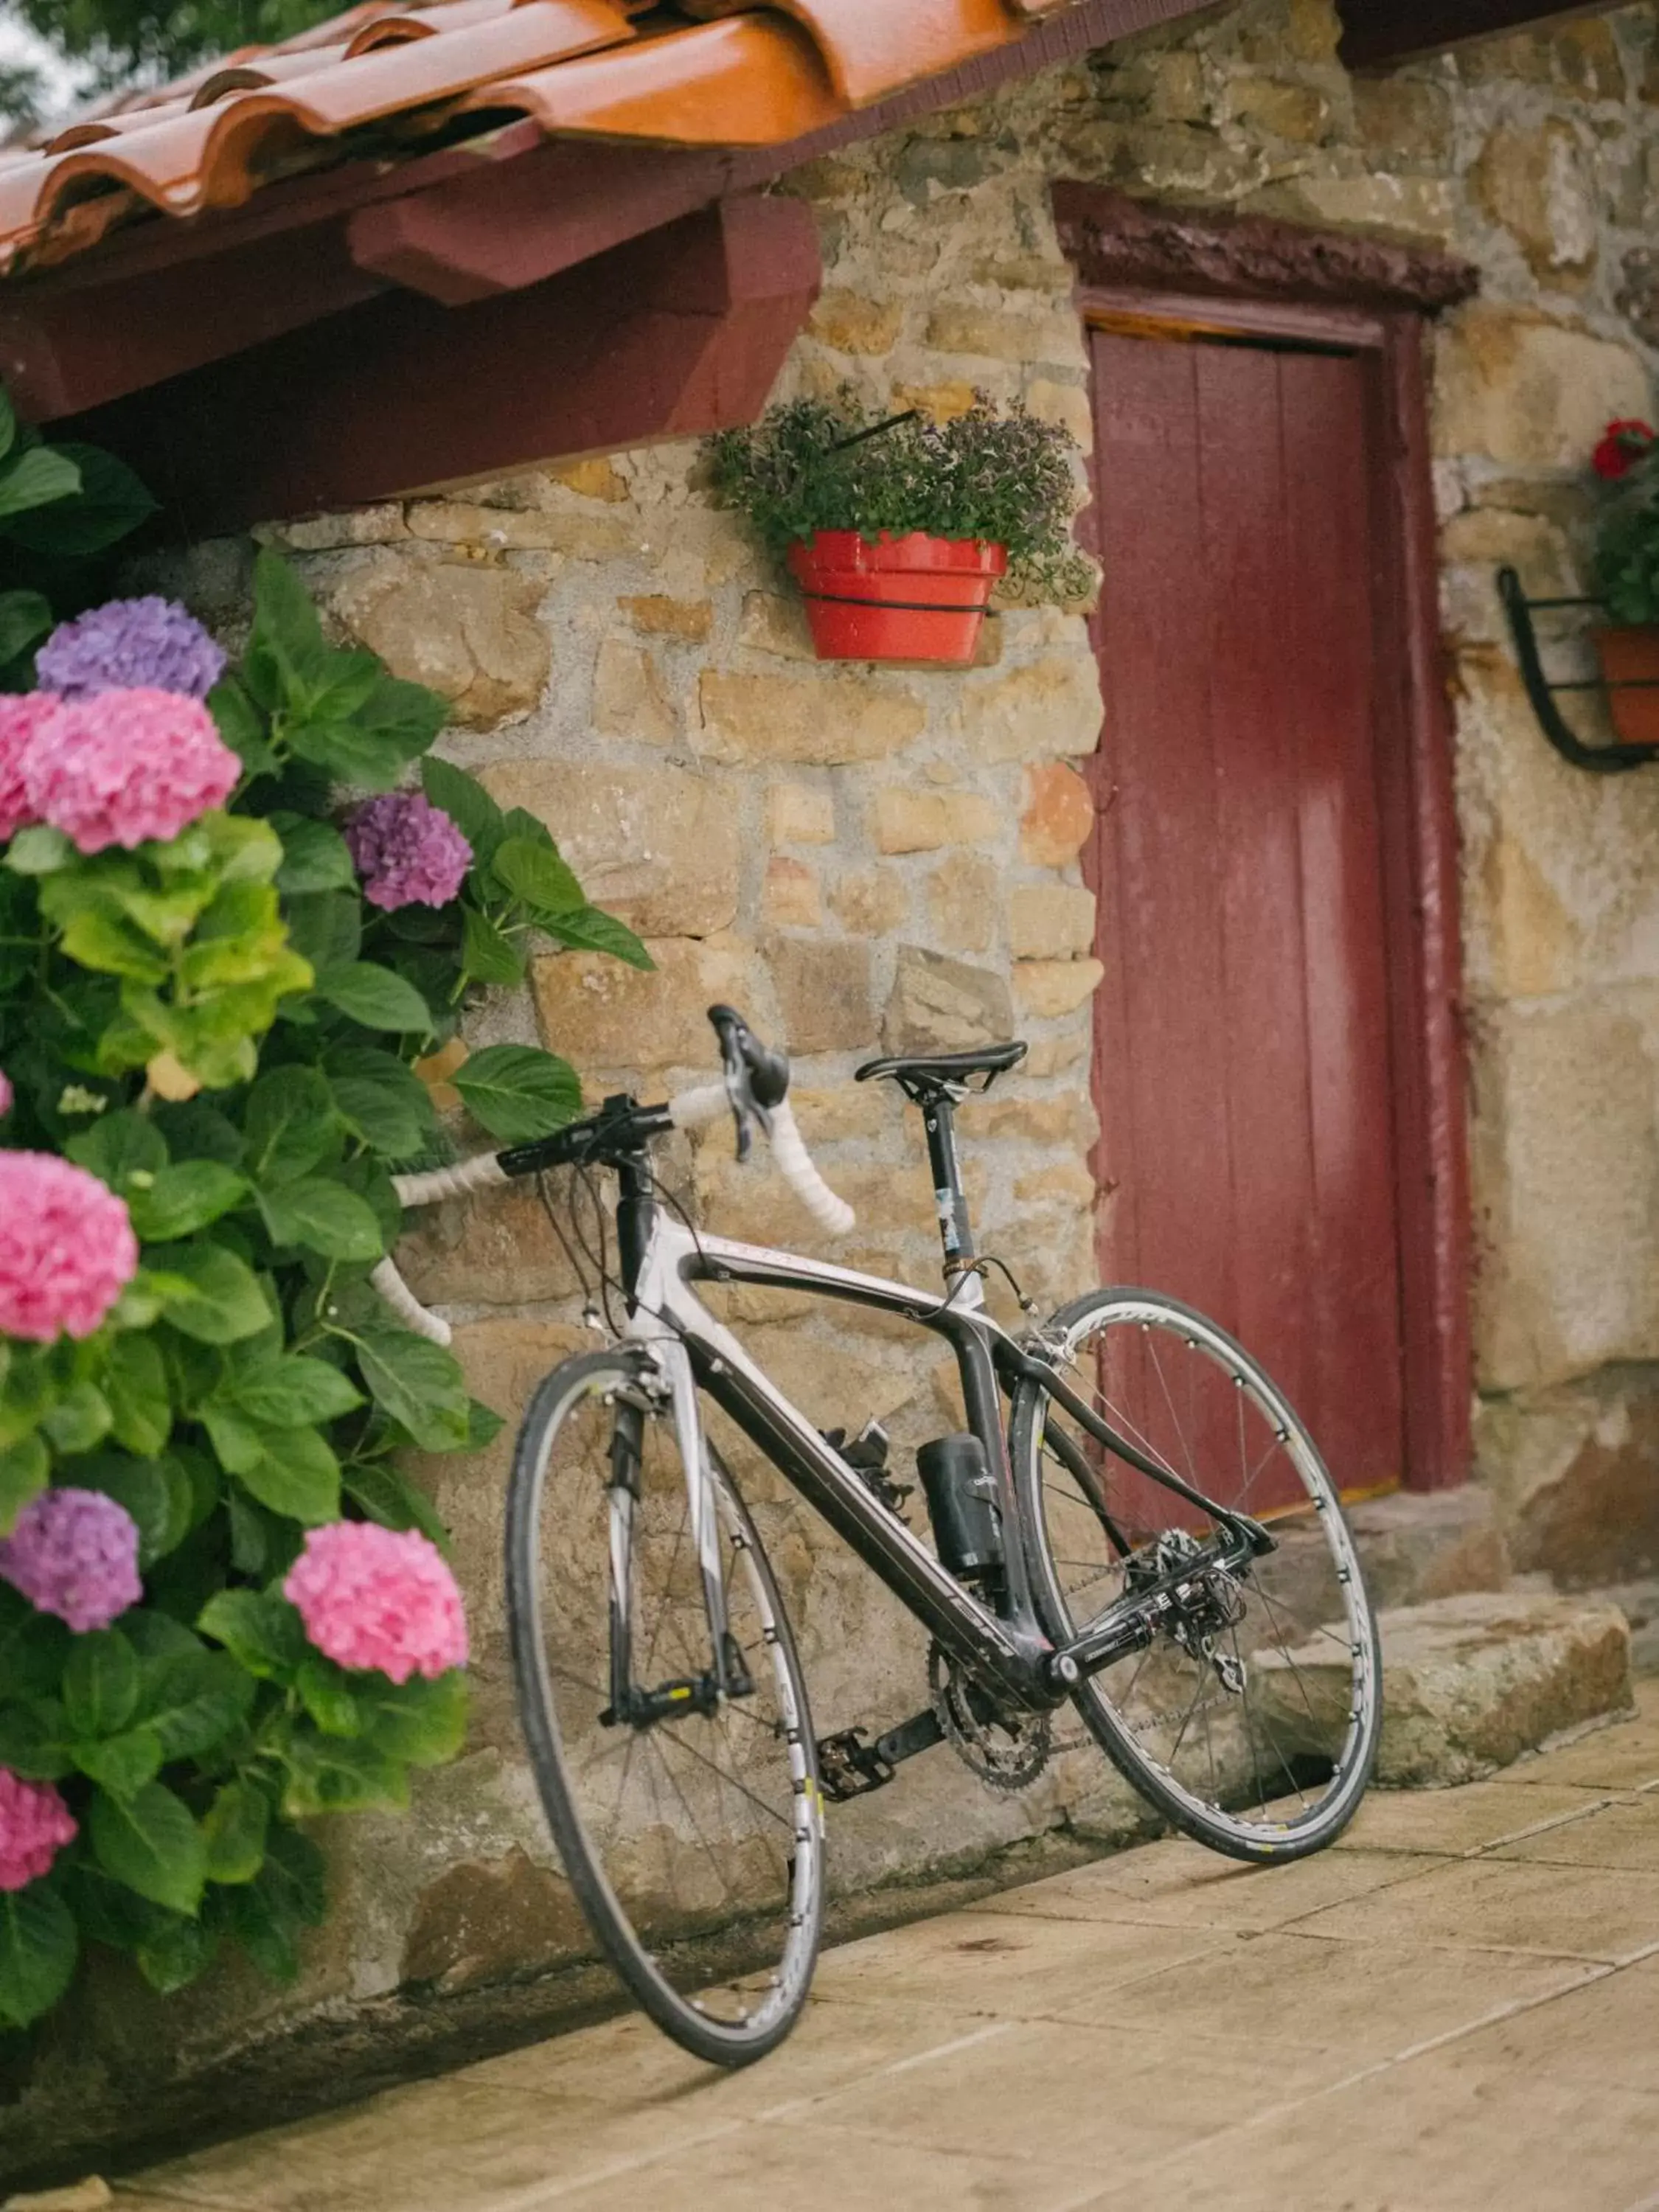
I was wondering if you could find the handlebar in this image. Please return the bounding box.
[377,1009,855,1341]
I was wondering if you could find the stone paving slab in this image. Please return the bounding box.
[90,1684,1659,2212]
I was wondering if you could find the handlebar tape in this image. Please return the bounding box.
[766,1098,856,1236]
[392,1153,510,1208]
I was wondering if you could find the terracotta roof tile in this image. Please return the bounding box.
[0,0,1069,276]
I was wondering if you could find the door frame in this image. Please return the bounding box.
[1054,184,1475,1495]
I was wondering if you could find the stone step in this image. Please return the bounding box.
[1258,1590,1633,1788]
[1346,1485,1512,1611]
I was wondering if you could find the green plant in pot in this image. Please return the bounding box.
[709,392,1093,667]
[1591,416,1659,746]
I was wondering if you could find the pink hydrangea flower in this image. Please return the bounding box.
[25,688,239,853]
[0,1487,142,1632]
[285,1522,468,1684]
[0,693,58,844]
[0,1770,77,1891]
[344,793,471,911]
[0,1151,139,1341]
[0,1068,11,1118]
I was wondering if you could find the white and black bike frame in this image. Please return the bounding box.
[529,1092,1280,1724]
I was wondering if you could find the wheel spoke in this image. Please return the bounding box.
[1025,1298,1376,1854]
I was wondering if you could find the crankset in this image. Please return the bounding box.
[929,1646,1052,1793]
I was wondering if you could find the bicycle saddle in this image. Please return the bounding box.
[854,1041,1027,1095]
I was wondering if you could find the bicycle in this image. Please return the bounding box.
[382,1005,1382,2065]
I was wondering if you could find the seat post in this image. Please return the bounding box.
[919,1091,975,1283]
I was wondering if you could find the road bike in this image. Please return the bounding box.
[382,1006,1382,2065]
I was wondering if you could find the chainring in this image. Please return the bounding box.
[928,1645,1052,1794]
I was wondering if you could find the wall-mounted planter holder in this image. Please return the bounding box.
[1498,565,1659,773]
[788,531,1007,664]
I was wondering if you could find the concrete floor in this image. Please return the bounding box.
[98,1680,1659,2212]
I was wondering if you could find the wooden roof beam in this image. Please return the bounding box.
[1338,1,1611,69]
[55,192,821,540]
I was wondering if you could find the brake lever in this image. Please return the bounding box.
[707,1004,790,1164]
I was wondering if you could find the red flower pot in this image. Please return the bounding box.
[1593,625,1659,746]
[787,532,1008,665]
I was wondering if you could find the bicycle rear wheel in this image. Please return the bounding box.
[507,1346,823,2063]
[1011,1288,1381,1862]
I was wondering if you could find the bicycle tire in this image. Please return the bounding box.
[1011,1287,1382,1863]
[507,1346,824,2064]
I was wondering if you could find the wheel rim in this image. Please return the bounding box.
[1024,1296,1378,1846]
[520,1365,821,2042]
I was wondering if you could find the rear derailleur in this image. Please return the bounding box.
[1123,1528,1250,1696]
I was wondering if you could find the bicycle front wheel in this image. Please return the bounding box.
[507,1347,823,2064]
[1011,1289,1381,1862]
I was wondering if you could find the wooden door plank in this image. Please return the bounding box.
[1196,344,1322,1511]
[1280,352,1407,1497]
[1090,332,1235,1318]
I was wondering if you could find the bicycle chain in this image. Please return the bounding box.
[928,1644,1052,1794]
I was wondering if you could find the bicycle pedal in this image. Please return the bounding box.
[815,1727,895,1801]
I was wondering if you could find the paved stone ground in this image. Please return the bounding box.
[91,1680,1659,2212]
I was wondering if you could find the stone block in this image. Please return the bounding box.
[276,504,406,550]
[1472,120,1596,285]
[546,456,628,501]
[1477,1377,1659,1590]
[761,855,822,929]
[925,304,1080,364]
[479,759,739,938]
[617,593,712,643]
[698,671,926,765]
[590,636,675,743]
[532,933,749,1074]
[1014,958,1105,1018]
[401,1846,589,1993]
[1009,883,1096,960]
[1279,173,1455,246]
[884,945,1015,1054]
[766,935,873,1055]
[962,655,1102,763]
[332,559,549,728]
[1227,77,1331,143]
[874,787,1000,852]
[397,1183,584,1308]
[1352,77,1453,167]
[768,782,835,846]
[1345,1487,1514,1613]
[1258,1593,1633,1788]
[1025,378,1093,451]
[1020,761,1094,865]
[1434,307,1649,468]
[976,1092,1099,1150]
[739,590,816,661]
[1470,1000,1659,1393]
[809,289,904,355]
[927,852,999,953]
[832,866,911,936]
[1455,17,1627,98]
[893,379,978,424]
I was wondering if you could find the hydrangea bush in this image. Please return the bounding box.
[0,541,648,2030]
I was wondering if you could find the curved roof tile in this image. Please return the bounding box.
[0,0,1055,275]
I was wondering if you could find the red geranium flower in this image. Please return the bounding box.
[1593,420,1656,481]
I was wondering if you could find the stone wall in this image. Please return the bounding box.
[18,0,1659,2177]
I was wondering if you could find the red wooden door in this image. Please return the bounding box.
[1088,326,1405,1505]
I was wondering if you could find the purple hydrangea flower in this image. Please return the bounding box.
[0,1487,142,1632]
[37,597,227,702]
[344,792,472,911]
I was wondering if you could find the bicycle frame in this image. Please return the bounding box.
[619,1199,1272,1717]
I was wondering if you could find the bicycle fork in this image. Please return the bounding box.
[600,1340,750,1729]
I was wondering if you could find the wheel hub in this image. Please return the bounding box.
[1123,1529,1251,1693]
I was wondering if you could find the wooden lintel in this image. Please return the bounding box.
[58,194,821,538]
[1053,182,1479,314]
[1337,0,1607,68]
